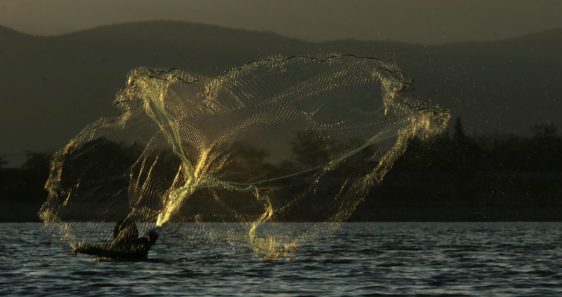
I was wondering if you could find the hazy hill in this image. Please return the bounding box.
[1,21,561,165]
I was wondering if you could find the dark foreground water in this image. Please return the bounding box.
[1,223,561,296]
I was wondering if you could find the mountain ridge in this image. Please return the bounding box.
[1,21,561,165]
[1,21,562,46]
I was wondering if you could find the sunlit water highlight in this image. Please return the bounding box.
[2,223,561,296]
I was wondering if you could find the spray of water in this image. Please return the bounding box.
[40,54,449,258]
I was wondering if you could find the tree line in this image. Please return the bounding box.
[1,118,562,221]
[354,118,562,221]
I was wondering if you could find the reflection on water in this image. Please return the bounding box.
[2,223,561,296]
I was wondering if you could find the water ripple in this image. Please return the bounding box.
[1,222,561,296]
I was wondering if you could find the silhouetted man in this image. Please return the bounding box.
[72,218,159,260]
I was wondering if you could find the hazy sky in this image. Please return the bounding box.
[1,0,562,44]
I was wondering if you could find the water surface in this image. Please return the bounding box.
[1,223,561,296]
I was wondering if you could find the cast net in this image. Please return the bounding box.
[40,54,449,258]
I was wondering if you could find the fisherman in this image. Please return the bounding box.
[72,218,158,260]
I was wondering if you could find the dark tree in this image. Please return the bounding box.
[529,121,561,171]
[453,116,467,141]
[291,130,332,168]
[531,122,558,140]
[0,154,6,169]
[224,141,269,182]
[21,152,51,177]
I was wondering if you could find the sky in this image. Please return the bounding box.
[1,0,562,44]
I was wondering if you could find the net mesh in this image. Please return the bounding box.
[40,54,449,258]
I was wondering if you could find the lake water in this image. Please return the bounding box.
[1,223,561,296]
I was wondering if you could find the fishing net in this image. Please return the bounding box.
[40,54,449,258]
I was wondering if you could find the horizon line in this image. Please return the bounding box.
[1,19,561,46]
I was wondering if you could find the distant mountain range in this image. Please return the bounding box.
[1,21,561,165]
